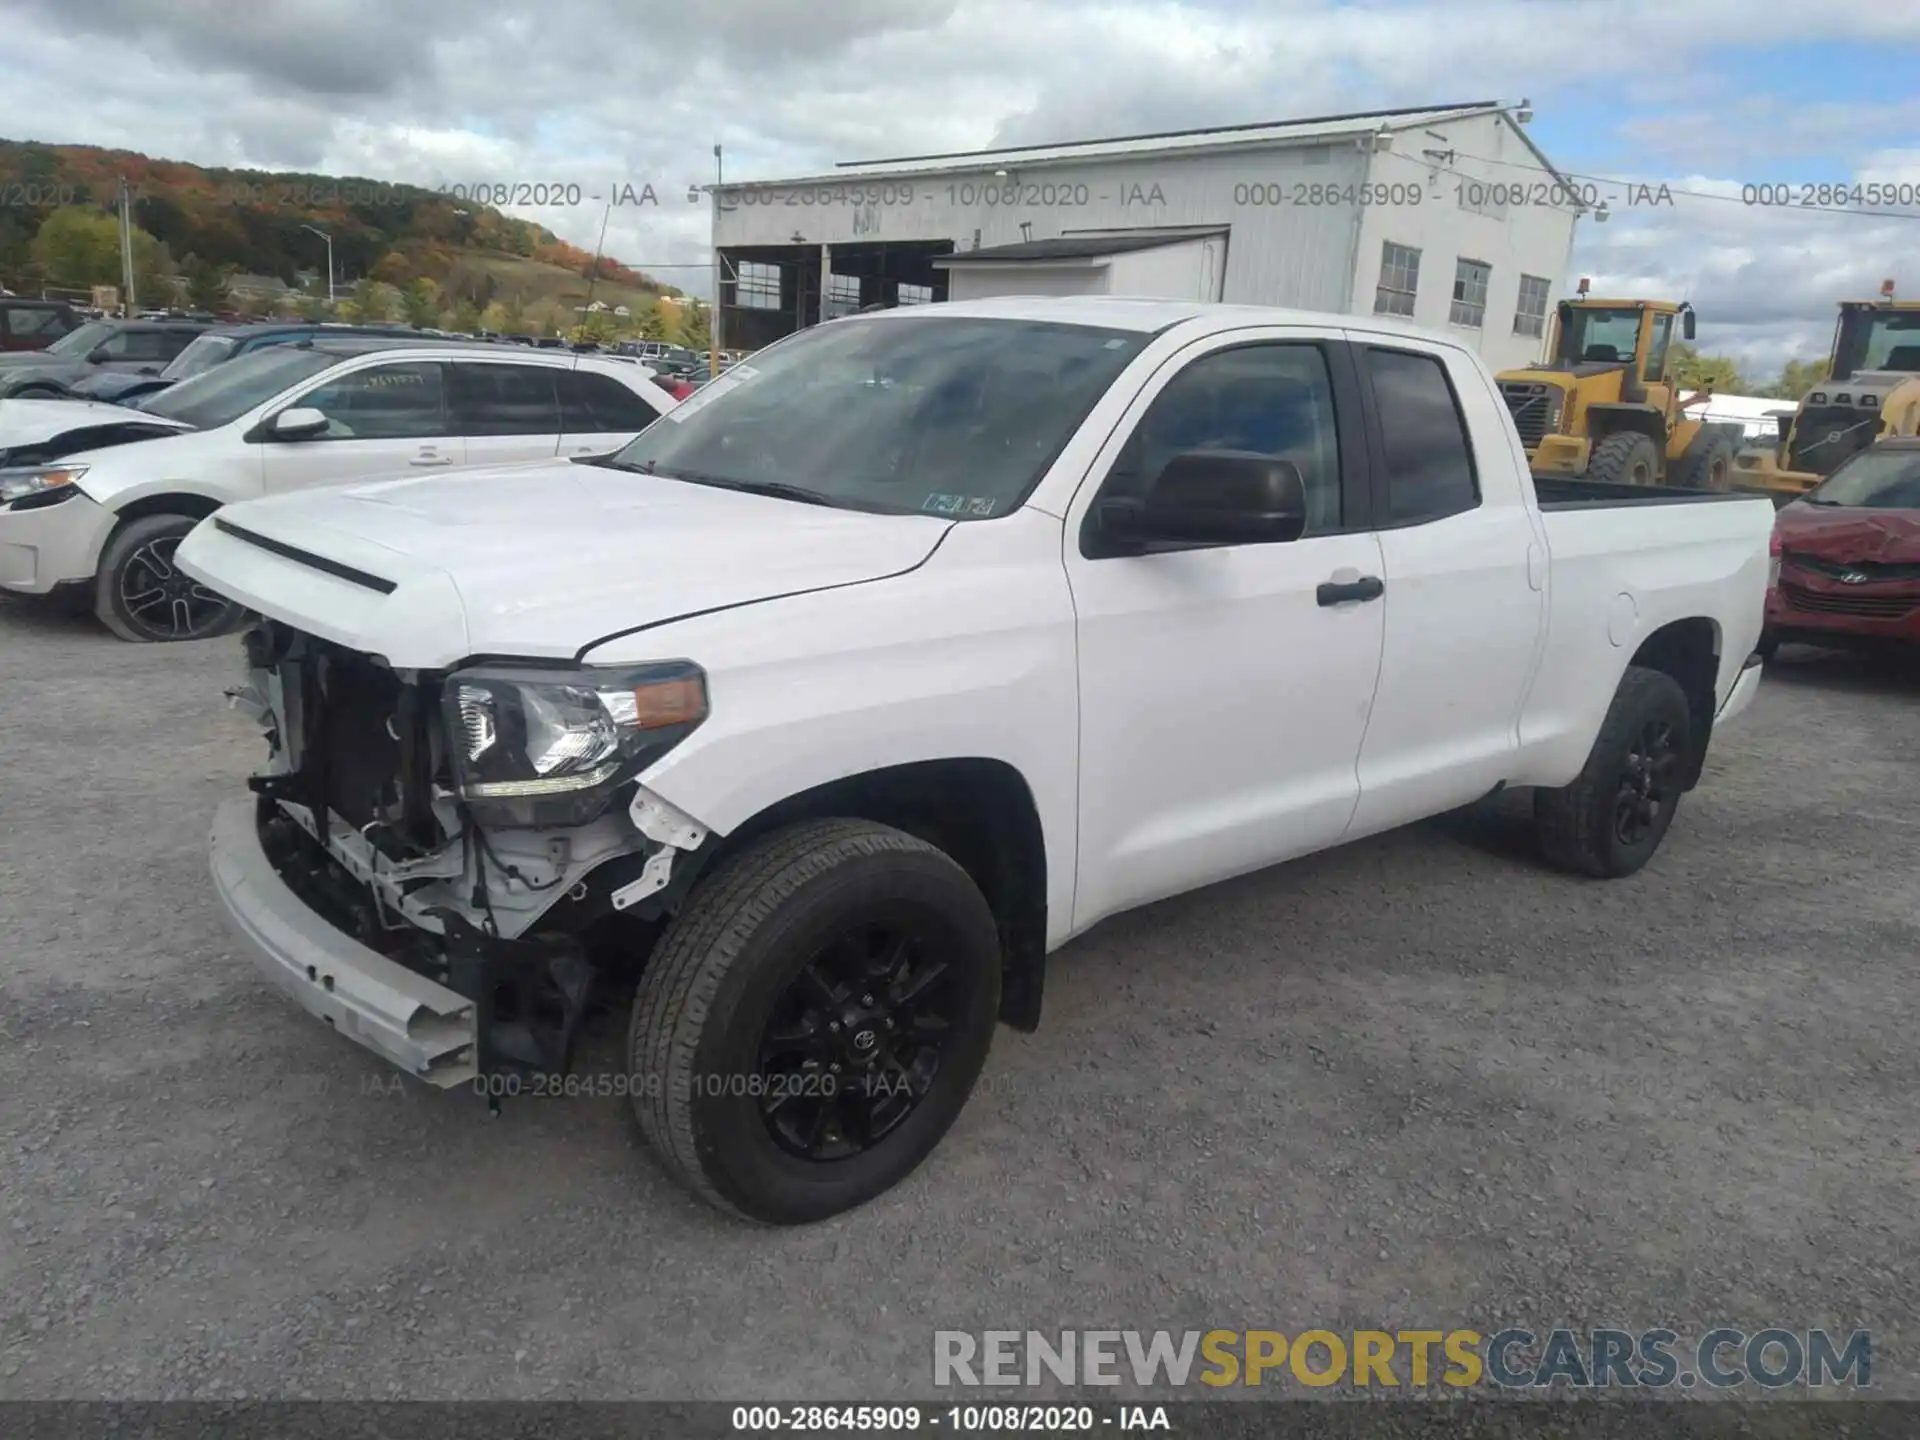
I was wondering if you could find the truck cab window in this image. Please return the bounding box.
[1364,347,1479,524]
[1103,343,1343,533]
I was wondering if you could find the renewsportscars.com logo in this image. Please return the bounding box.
[933,1328,1872,1390]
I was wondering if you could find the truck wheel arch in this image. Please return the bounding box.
[1627,617,1721,789]
[668,758,1051,1032]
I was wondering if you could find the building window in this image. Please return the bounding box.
[824,273,862,318]
[896,282,934,306]
[1374,242,1420,317]
[736,261,782,311]
[1450,258,1490,328]
[1513,274,1551,337]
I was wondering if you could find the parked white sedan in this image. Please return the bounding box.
[0,338,674,641]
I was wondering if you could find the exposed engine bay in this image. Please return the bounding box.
[227,620,712,1078]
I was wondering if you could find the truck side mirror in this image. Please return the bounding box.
[1682,310,1696,341]
[1095,452,1308,554]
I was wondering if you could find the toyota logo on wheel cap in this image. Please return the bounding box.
[854,1029,876,1051]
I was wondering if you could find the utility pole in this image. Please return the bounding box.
[709,144,725,376]
[301,224,335,306]
[118,177,138,315]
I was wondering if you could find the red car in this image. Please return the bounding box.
[1763,437,1920,655]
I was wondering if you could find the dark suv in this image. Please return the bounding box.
[0,317,213,398]
[0,298,84,353]
[67,321,419,407]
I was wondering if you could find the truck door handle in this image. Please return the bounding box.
[1317,575,1385,606]
[410,449,454,467]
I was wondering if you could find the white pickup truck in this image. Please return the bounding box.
[178,297,1772,1225]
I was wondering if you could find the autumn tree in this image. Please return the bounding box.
[1764,357,1830,400]
[180,253,232,311]
[371,250,412,286]
[499,291,527,334]
[1667,342,1746,393]
[575,309,618,344]
[31,205,125,286]
[675,299,711,352]
[631,302,668,341]
[400,277,441,328]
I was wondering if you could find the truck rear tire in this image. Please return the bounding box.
[628,818,1002,1224]
[1587,431,1662,487]
[1533,666,1693,879]
[1673,432,1738,491]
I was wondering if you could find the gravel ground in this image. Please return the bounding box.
[2,593,1916,1402]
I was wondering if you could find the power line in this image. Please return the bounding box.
[1423,145,1920,222]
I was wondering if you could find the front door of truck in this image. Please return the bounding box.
[1062,330,1386,932]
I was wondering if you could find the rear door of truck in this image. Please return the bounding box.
[1341,332,1549,838]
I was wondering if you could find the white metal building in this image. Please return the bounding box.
[709,101,1583,372]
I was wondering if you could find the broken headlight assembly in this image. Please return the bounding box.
[443,661,708,827]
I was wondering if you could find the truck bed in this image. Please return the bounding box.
[1533,475,1795,510]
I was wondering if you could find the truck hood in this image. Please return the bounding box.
[1776,500,1920,563]
[175,459,955,670]
[0,397,195,466]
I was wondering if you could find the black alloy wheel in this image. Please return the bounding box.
[118,534,232,639]
[95,512,246,643]
[758,915,958,1161]
[1614,715,1680,848]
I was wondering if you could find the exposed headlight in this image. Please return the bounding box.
[0,465,87,507]
[443,661,707,826]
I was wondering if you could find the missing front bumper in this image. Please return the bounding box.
[209,797,480,1086]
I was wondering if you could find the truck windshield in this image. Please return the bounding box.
[1805,448,1920,508]
[603,315,1149,517]
[1555,308,1641,366]
[140,346,342,430]
[1831,309,1920,380]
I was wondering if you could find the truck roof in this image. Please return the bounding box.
[847,294,1470,345]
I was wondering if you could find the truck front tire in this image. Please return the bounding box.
[1533,666,1693,878]
[628,818,1002,1224]
[1587,431,1662,487]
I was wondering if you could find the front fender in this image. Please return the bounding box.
[598,509,1083,950]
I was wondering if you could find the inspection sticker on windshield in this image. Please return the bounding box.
[923,493,995,517]
[664,364,758,421]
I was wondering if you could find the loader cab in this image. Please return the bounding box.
[1548,299,1695,393]
[1829,301,1920,382]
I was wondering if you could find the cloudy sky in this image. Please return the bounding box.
[5,0,1918,383]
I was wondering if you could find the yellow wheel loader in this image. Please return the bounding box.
[1496,296,1746,492]
[1730,290,1920,495]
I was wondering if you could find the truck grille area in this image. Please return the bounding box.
[1499,383,1563,449]
[255,623,446,858]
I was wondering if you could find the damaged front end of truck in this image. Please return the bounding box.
[224,619,716,1089]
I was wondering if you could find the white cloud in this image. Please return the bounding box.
[3,0,1918,371]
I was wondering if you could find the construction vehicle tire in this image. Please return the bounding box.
[1672,432,1738,491]
[1588,431,1662,487]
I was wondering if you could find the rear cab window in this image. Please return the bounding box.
[1359,346,1481,525]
